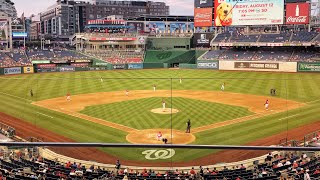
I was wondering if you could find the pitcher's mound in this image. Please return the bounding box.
[126,129,195,144]
[151,108,179,114]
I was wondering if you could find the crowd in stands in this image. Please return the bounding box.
[0,50,31,68]
[27,48,89,61]
[212,30,319,44]
[85,50,144,64]
[200,49,319,62]
[0,148,319,180]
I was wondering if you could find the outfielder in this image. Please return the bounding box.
[153,84,156,92]
[264,99,269,110]
[66,92,71,101]
[100,77,103,82]
[221,82,225,91]
[30,89,33,97]
[179,78,182,84]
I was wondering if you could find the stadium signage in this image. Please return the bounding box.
[59,66,75,72]
[234,62,279,69]
[37,68,58,73]
[23,67,34,74]
[128,63,143,69]
[32,60,51,64]
[89,67,107,71]
[194,8,212,27]
[197,61,219,69]
[70,59,92,63]
[90,37,137,41]
[94,62,109,66]
[298,63,320,72]
[71,63,89,67]
[194,33,213,47]
[194,0,213,8]
[214,0,284,26]
[4,67,21,75]
[113,64,125,69]
[286,3,310,25]
[37,64,56,68]
[51,60,69,64]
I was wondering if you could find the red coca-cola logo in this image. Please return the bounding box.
[287,16,307,23]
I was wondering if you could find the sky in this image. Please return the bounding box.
[12,0,193,17]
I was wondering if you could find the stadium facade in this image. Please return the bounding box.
[39,0,169,39]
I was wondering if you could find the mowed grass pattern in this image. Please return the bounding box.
[0,70,320,162]
[80,97,253,130]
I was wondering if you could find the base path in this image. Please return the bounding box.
[33,90,304,138]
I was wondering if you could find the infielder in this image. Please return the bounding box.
[162,99,166,112]
[221,82,225,91]
[186,119,191,133]
[179,78,182,84]
[264,99,269,110]
[153,84,156,92]
[66,92,71,101]
[125,90,129,96]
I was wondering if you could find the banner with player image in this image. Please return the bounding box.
[147,22,166,33]
[170,23,186,33]
[214,0,284,26]
[127,22,144,33]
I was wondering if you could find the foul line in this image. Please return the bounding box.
[0,91,32,103]
[278,114,299,121]
[306,99,320,104]
[36,112,54,119]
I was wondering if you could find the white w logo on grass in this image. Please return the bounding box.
[142,149,175,160]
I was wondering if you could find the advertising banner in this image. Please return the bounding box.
[234,62,279,69]
[194,8,212,27]
[59,66,75,72]
[127,22,144,33]
[214,0,284,26]
[195,0,214,8]
[94,62,109,66]
[298,62,320,72]
[194,33,214,47]
[51,60,69,64]
[71,63,89,67]
[197,61,219,69]
[32,60,51,64]
[170,23,186,33]
[188,23,194,32]
[88,67,107,71]
[128,63,143,69]
[23,67,34,74]
[4,67,21,75]
[37,68,58,73]
[113,64,125,69]
[37,64,56,68]
[286,3,309,24]
[70,59,92,63]
[0,19,9,41]
[147,22,166,33]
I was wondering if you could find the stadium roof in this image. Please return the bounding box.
[126,15,194,22]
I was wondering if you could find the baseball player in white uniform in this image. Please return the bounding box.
[265,99,269,110]
[100,77,103,82]
[179,78,182,84]
[125,90,129,96]
[221,82,225,91]
[153,84,156,92]
[162,99,166,112]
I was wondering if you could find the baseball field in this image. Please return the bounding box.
[0,69,320,166]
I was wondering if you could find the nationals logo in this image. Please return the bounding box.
[286,3,309,24]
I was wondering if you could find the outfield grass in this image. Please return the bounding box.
[80,97,253,130]
[0,69,320,162]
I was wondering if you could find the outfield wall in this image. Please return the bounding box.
[219,61,297,72]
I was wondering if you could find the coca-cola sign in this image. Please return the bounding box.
[286,3,309,25]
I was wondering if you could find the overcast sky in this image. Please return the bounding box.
[12,0,193,17]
